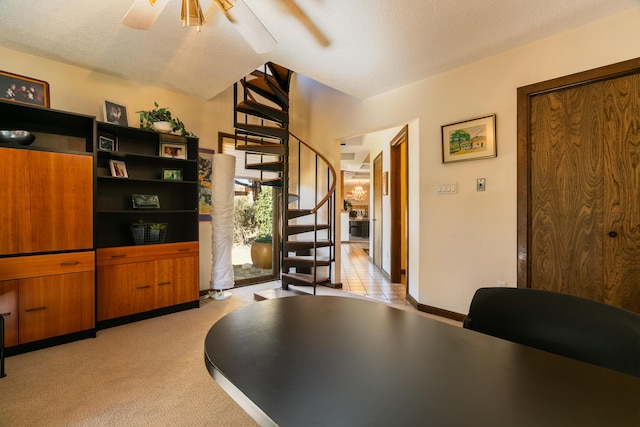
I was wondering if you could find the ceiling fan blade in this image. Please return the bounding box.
[122,0,170,30]
[224,0,277,54]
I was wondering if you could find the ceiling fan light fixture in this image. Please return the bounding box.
[181,0,205,32]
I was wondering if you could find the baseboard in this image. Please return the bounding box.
[406,292,466,322]
[4,329,97,357]
[96,301,199,330]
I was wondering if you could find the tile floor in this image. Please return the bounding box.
[340,241,407,304]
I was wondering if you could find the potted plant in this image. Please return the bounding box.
[131,218,147,245]
[149,223,167,243]
[343,199,353,212]
[137,102,197,137]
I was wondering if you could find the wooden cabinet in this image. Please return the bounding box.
[0,100,96,353]
[0,252,95,345]
[96,242,199,323]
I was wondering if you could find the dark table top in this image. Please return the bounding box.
[204,295,640,426]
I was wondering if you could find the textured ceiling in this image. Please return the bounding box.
[0,0,637,101]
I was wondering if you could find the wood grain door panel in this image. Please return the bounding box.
[18,151,93,253]
[0,280,19,347]
[0,148,18,255]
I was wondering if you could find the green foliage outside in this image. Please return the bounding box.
[255,187,273,242]
[233,186,273,245]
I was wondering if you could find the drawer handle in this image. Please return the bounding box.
[111,254,126,259]
[136,285,151,290]
[60,261,79,266]
[178,248,191,252]
[0,312,10,317]
[158,281,171,286]
[26,306,47,313]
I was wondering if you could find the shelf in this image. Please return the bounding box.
[95,121,199,248]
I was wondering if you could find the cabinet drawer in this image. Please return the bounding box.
[97,242,198,266]
[0,251,95,281]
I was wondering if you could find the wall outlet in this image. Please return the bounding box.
[477,178,486,191]
[497,280,506,287]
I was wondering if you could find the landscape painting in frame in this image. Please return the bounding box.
[441,114,496,163]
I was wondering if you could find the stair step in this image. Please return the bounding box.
[288,193,299,203]
[244,77,289,108]
[235,141,285,155]
[236,123,288,140]
[286,224,330,235]
[246,160,284,172]
[284,256,332,268]
[285,239,333,251]
[267,62,292,92]
[236,100,287,125]
[282,272,330,286]
[287,208,312,219]
[260,177,282,187]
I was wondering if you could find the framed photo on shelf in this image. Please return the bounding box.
[109,159,128,178]
[132,194,160,209]
[103,99,129,126]
[0,70,50,107]
[441,114,496,163]
[98,135,117,151]
[163,168,182,180]
[160,142,187,159]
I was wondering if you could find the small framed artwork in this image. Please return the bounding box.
[0,70,50,107]
[98,135,117,151]
[160,142,187,159]
[442,114,496,163]
[132,194,160,209]
[163,168,182,180]
[103,99,129,126]
[198,148,214,221]
[109,159,128,178]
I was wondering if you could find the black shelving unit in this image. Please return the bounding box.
[95,122,199,248]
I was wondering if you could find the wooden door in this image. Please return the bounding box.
[18,151,93,253]
[97,261,155,320]
[373,153,383,269]
[390,126,408,284]
[155,255,199,308]
[0,148,18,255]
[19,271,95,343]
[524,61,640,313]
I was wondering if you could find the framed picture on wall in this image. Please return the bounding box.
[0,70,50,107]
[442,114,496,163]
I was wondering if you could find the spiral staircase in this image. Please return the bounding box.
[233,62,336,294]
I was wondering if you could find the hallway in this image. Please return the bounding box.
[340,242,406,304]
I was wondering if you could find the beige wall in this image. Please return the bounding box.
[4,7,640,311]
[304,7,640,313]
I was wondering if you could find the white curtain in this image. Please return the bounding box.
[211,153,235,290]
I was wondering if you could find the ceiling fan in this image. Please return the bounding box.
[122,0,277,53]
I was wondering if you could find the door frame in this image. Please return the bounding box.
[516,57,640,288]
[390,125,408,284]
[372,152,383,269]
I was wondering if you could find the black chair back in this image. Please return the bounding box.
[463,287,640,378]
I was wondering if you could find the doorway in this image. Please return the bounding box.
[390,126,408,285]
[219,133,278,286]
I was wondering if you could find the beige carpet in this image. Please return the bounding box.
[0,294,258,426]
